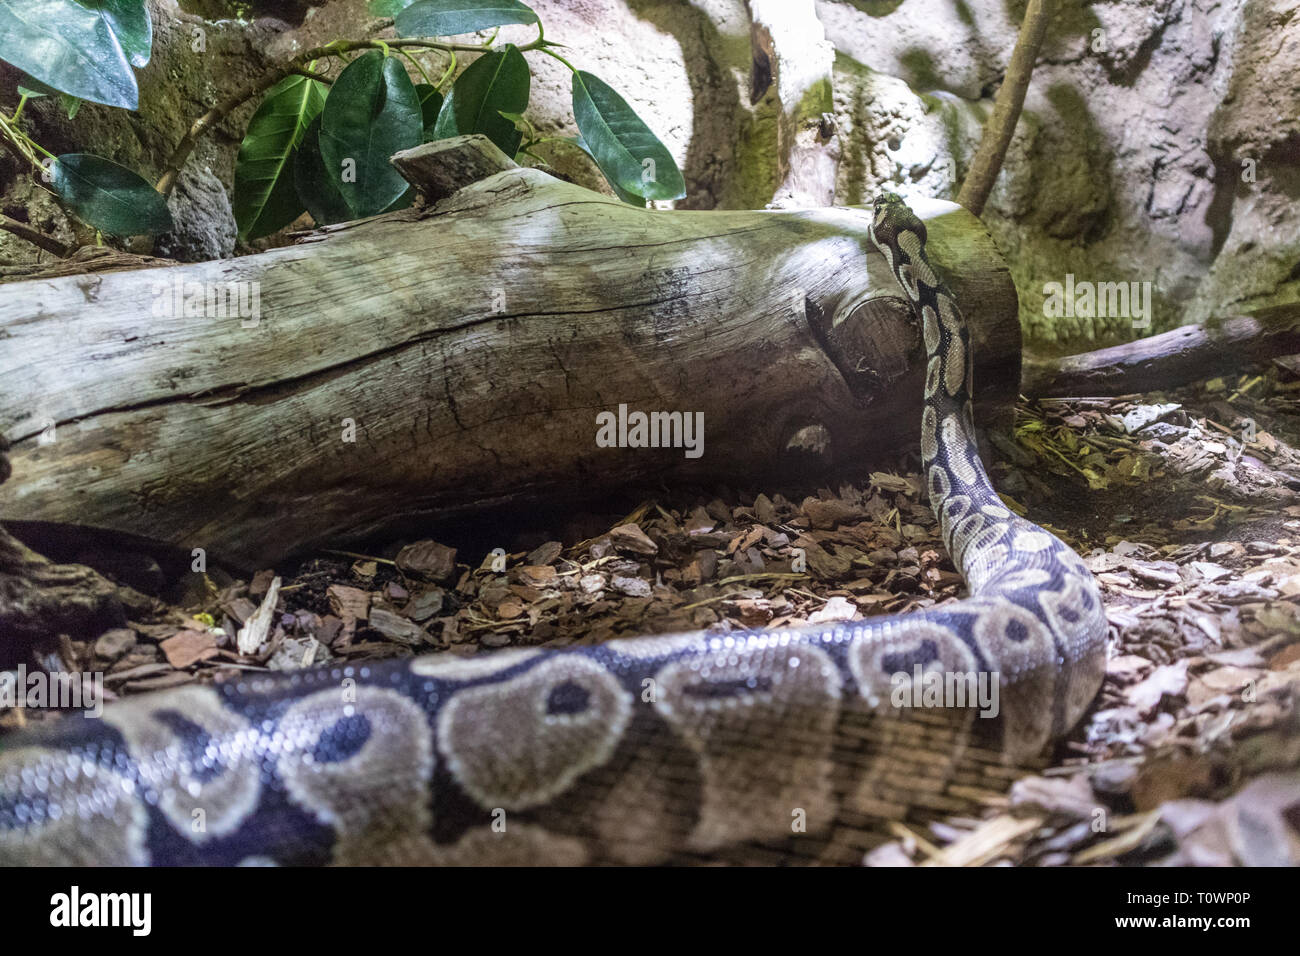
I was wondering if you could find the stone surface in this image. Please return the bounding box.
[816,0,1300,346]
[156,161,237,261]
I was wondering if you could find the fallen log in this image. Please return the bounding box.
[0,146,1018,567]
[1021,303,1300,398]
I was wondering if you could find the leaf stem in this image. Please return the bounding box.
[395,47,433,85]
[0,112,46,173]
[27,137,56,161]
[435,50,457,90]
[291,67,333,83]
[539,46,579,73]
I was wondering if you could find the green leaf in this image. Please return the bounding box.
[368,0,417,15]
[47,153,172,236]
[94,0,152,69]
[394,0,538,38]
[18,77,86,119]
[432,45,529,156]
[566,134,646,206]
[233,74,328,241]
[497,110,533,138]
[17,74,57,98]
[320,50,423,219]
[293,116,353,228]
[571,71,684,202]
[415,83,444,141]
[0,0,142,108]
[384,186,416,213]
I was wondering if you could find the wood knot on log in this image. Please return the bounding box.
[805,293,919,403]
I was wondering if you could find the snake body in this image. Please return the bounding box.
[0,194,1106,865]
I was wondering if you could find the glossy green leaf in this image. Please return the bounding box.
[47,153,172,236]
[384,187,416,213]
[293,116,353,228]
[320,51,423,219]
[0,0,142,108]
[567,134,646,206]
[233,74,327,240]
[415,83,444,141]
[94,0,151,69]
[432,45,529,156]
[571,71,684,202]
[17,77,84,119]
[394,0,538,38]
[367,0,417,15]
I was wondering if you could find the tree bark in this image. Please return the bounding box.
[0,164,1018,567]
[1021,304,1300,397]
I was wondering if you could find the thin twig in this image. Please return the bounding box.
[290,67,334,83]
[322,548,397,565]
[0,214,70,257]
[955,0,1055,216]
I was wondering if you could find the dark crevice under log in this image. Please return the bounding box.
[0,523,159,649]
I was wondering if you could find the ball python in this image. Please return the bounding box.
[0,193,1107,866]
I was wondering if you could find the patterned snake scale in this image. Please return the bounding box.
[0,194,1107,866]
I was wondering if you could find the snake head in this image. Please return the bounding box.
[871,191,927,247]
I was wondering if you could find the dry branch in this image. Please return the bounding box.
[1021,304,1300,397]
[956,0,1055,216]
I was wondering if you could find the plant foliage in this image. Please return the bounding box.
[0,0,684,246]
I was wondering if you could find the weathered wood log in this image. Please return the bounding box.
[0,164,1017,567]
[0,432,157,647]
[1022,304,1300,397]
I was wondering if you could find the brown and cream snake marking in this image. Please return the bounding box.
[0,193,1107,865]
